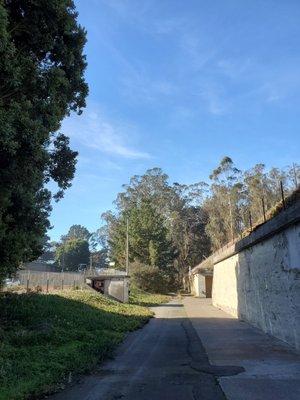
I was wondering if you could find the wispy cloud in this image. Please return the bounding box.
[89,28,176,104]
[91,0,300,119]
[77,155,123,171]
[217,58,253,80]
[120,73,177,103]
[62,104,150,160]
[201,88,228,116]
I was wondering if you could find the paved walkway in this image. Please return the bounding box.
[49,296,300,400]
[184,296,300,400]
[50,298,227,400]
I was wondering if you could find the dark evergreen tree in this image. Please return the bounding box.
[61,225,91,242]
[56,238,90,271]
[0,0,88,282]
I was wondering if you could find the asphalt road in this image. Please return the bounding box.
[49,299,242,400]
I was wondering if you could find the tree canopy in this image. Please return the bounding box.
[100,161,299,290]
[109,199,174,269]
[0,0,88,282]
[55,238,90,271]
[61,224,91,242]
[204,158,299,250]
[102,168,211,286]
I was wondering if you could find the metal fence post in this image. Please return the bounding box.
[292,163,298,189]
[261,197,266,222]
[280,180,286,209]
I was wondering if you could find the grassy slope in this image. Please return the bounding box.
[129,287,171,307]
[0,289,170,400]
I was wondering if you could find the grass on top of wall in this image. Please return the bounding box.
[0,288,170,400]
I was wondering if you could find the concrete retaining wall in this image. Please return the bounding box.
[194,200,300,350]
[212,204,300,349]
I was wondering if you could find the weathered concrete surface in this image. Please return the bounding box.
[47,297,300,400]
[213,221,300,349]
[49,299,229,400]
[191,200,300,350]
[184,297,300,400]
[191,273,206,297]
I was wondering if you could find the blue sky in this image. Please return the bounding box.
[49,0,300,241]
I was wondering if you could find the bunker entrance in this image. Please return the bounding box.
[85,274,130,303]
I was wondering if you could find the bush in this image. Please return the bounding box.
[130,262,177,293]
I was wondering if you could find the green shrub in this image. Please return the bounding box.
[130,261,177,293]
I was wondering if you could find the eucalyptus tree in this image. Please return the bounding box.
[204,157,244,249]
[204,158,299,251]
[102,168,210,278]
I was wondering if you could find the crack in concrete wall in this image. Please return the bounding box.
[212,221,300,350]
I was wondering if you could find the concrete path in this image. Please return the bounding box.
[184,296,300,400]
[49,297,300,400]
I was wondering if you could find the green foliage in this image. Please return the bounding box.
[90,249,108,269]
[0,0,88,283]
[61,224,91,242]
[38,235,57,262]
[55,239,90,271]
[102,168,210,284]
[101,162,300,281]
[0,289,161,400]
[205,157,243,248]
[204,158,300,251]
[128,200,174,268]
[170,205,210,277]
[129,285,171,306]
[130,262,177,294]
[107,201,174,269]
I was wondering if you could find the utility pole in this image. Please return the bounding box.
[89,253,93,272]
[126,217,129,275]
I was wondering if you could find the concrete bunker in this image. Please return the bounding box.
[190,257,214,298]
[86,274,130,303]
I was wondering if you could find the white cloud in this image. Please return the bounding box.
[121,73,177,103]
[203,90,228,115]
[89,1,300,121]
[62,104,150,160]
[217,58,253,79]
[152,18,185,35]
[77,155,123,171]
